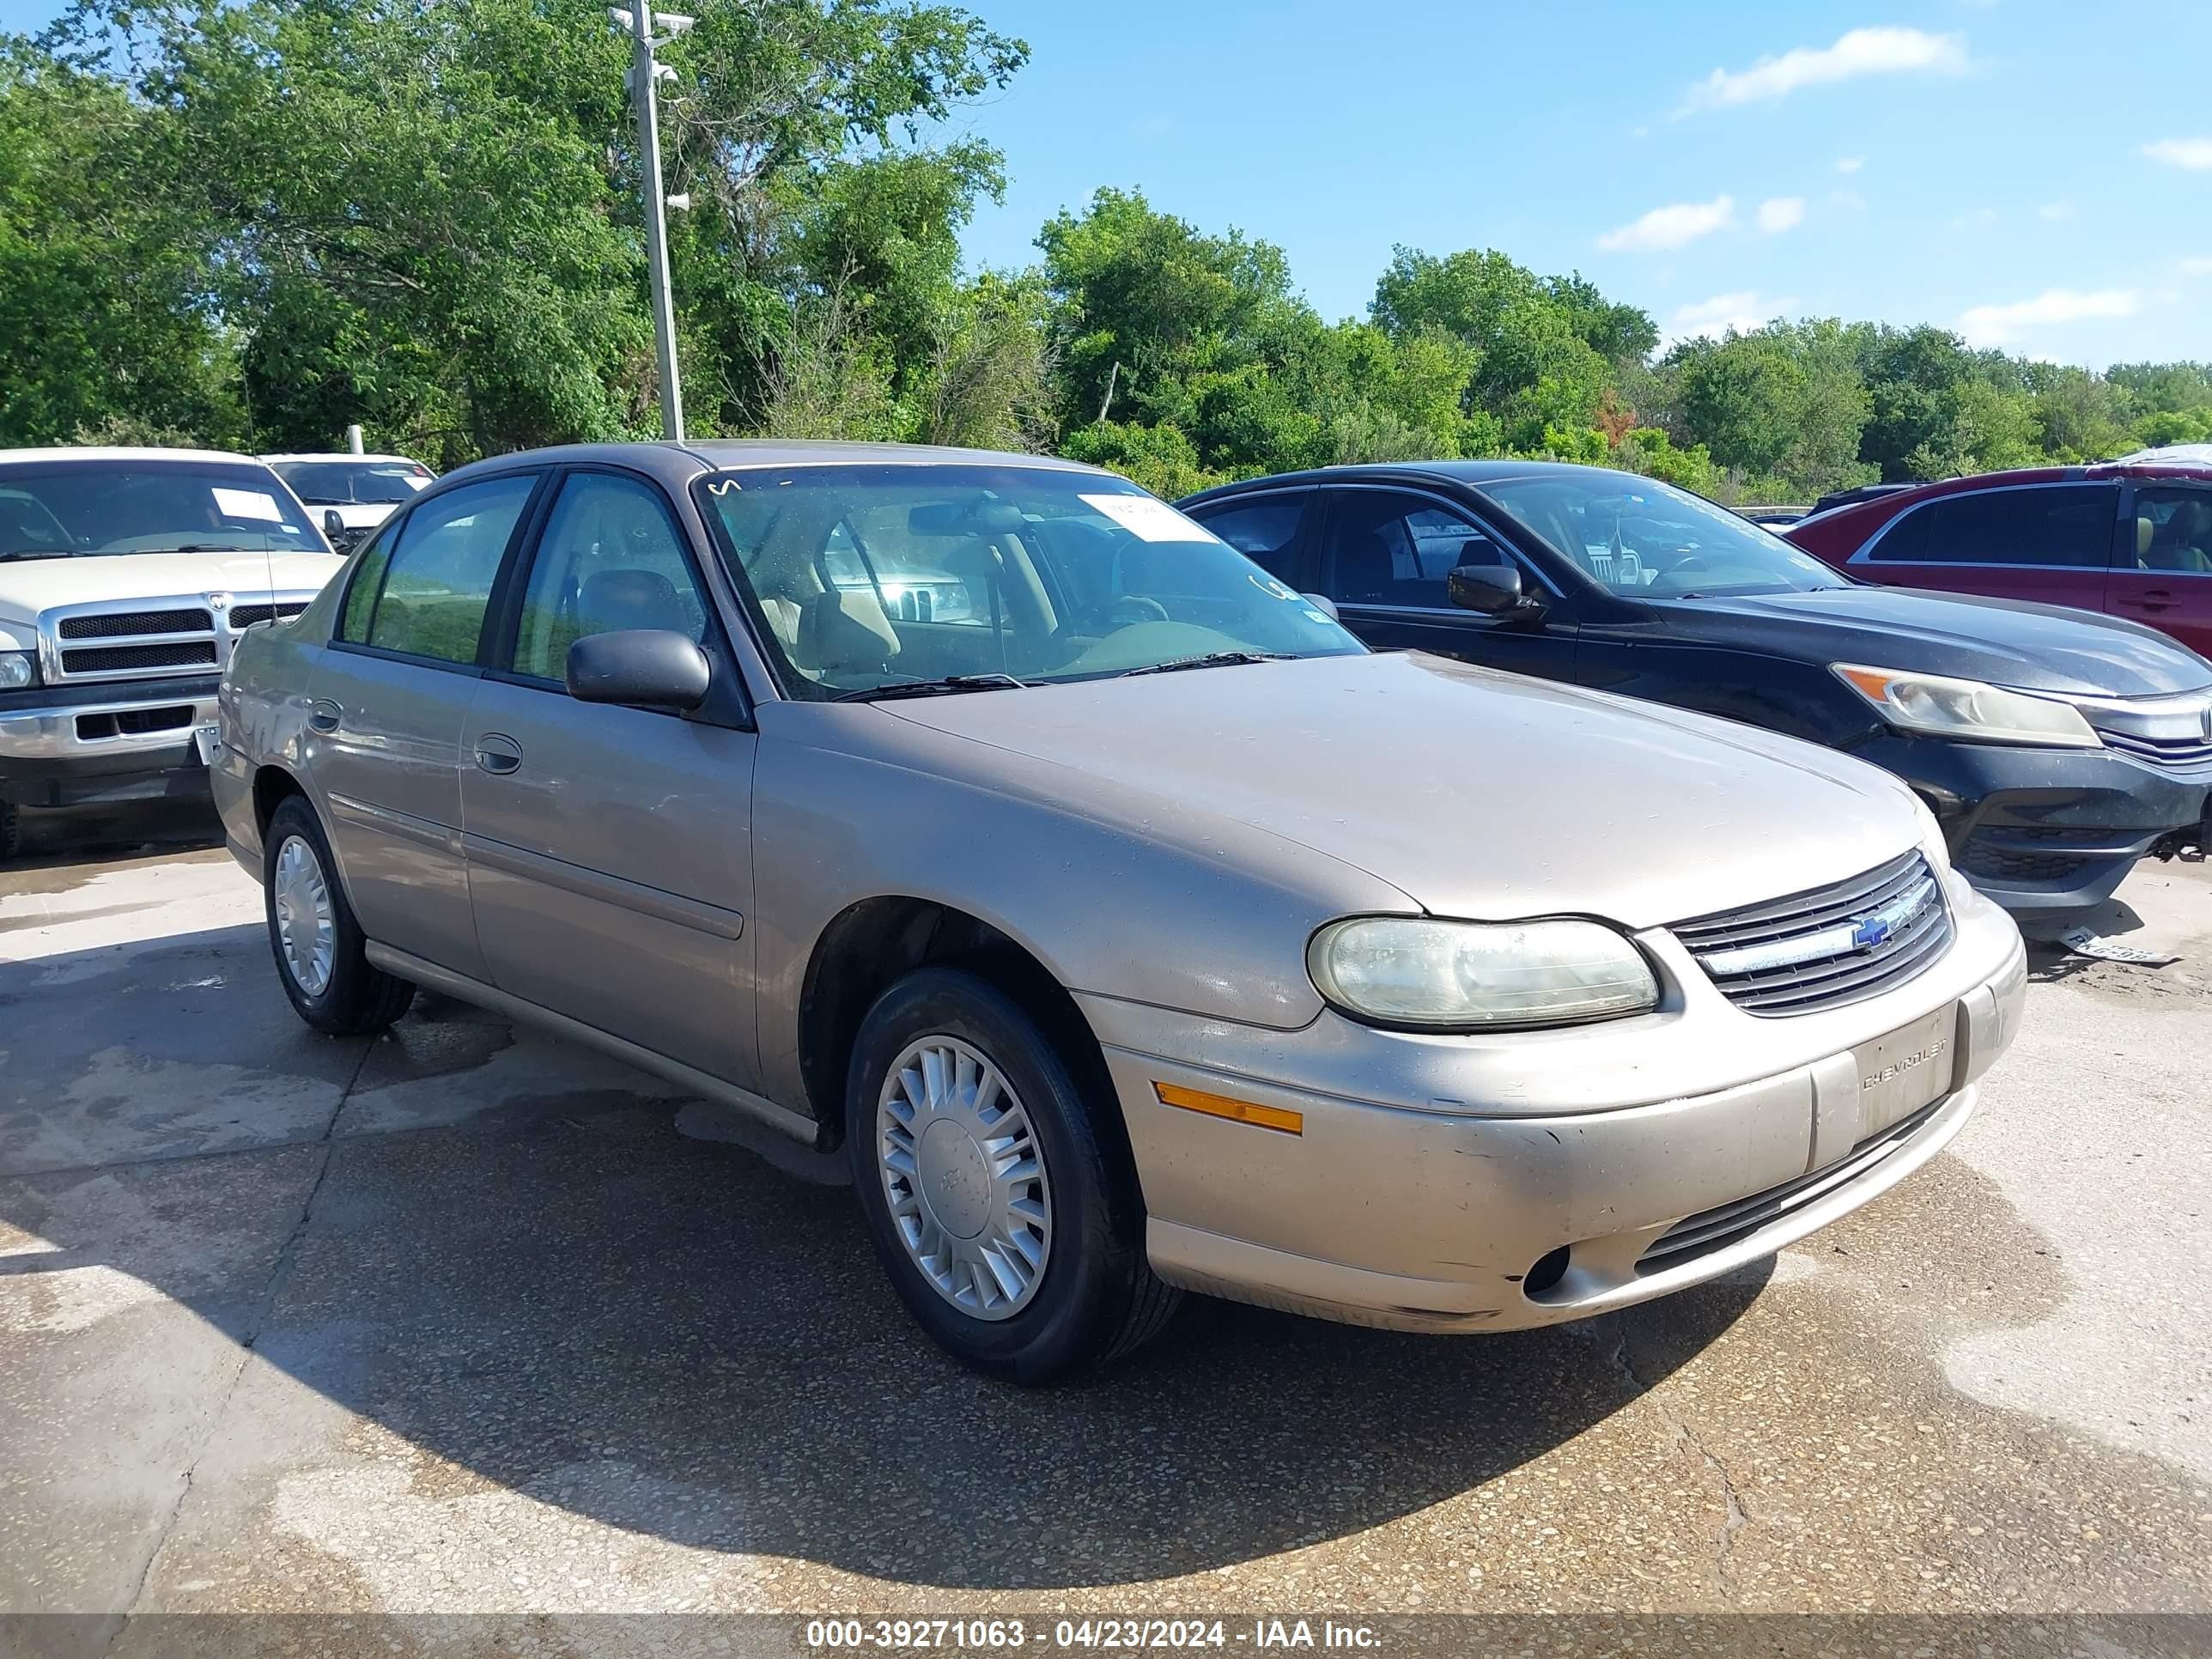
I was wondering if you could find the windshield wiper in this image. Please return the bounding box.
[0,548,77,562]
[1119,650,1295,678]
[832,672,1029,702]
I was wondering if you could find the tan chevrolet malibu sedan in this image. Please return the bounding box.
[214,441,2027,1382]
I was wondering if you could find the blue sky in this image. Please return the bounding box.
[945,0,2212,366]
[8,0,2207,367]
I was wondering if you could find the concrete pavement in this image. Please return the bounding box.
[1,809,2207,1653]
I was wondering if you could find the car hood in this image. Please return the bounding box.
[0,550,345,619]
[882,651,1927,933]
[1645,586,2212,696]
[307,502,398,530]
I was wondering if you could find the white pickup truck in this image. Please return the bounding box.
[0,447,346,859]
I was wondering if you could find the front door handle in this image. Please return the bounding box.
[306,700,342,734]
[2124,589,2176,611]
[473,733,523,775]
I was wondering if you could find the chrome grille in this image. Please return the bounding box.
[60,641,219,675]
[58,608,211,640]
[2095,725,2212,777]
[1672,850,1953,1017]
[228,602,308,630]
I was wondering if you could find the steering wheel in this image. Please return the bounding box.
[1107,596,1170,625]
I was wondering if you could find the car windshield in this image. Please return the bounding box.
[1478,473,1849,598]
[0,459,325,559]
[697,464,1363,696]
[270,459,434,506]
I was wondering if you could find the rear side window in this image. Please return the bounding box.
[1186,492,1311,581]
[2126,488,2212,575]
[1868,485,2118,568]
[342,475,535,664]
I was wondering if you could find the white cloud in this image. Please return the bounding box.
[2183,256,2212,276]
[2038,201,2075,221]
[1596,195,1736,252]
[1757,197,1807,234]
[2143,137,2212,171]
[1957,288,2140,345]
[1666,291,1796,343]
[1680,27,1966,113]
[1835,155,1865,174]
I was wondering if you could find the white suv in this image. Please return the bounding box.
[0,447,345,858]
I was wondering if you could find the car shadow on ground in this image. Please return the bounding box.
[0,921,1768,1591]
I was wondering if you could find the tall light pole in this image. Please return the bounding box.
[611,6,692,441]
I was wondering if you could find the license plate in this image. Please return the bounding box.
[1853,1004,1958,1135]
[192,724,221,766]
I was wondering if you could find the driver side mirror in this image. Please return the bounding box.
[321,508,358,552]
[1446,562,1540,618]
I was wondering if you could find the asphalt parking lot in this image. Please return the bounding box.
[1,805,2208,1655]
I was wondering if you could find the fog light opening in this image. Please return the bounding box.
[1523,1246,1571,1297]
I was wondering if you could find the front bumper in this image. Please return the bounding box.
[0,678,221,808]
[1084,876,2027,1333]
[1855,731,2209,927]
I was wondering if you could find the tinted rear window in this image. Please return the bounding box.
[1869,485,2118,568]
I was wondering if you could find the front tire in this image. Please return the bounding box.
[845,967,1177,1383]
[0,799,19,862]
[263,795,413,1036]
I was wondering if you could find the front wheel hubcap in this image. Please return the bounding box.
[272,835,337,998]
[878,1036,1052,1321]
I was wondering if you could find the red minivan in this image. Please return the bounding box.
[1785,463,2212,662]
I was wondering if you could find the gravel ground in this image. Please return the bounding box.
[0,804,2206,1657]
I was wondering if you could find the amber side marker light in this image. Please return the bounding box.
[1153,1081,1304,1136]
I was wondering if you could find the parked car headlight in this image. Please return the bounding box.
[1308,916,1659,1030]
[1832,664,2100,748]
[0,650,36,690]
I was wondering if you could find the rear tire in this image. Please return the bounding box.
[845,967,1176,1384]
[263,795,413,1036]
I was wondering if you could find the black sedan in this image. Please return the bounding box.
[1179,461,2212,933]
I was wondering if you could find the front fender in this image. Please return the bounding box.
[748,703,1419,1109]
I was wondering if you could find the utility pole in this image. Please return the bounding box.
[613,7,692,441]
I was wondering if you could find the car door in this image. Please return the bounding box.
[459,465,761,1088]
[2109,483,2212,658]
[305,471,542,981]
[1312,485,1579,680]
[1849,483,2119,617]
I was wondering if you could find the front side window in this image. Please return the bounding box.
[0,459,325,560]
[1869,485,2118,569]
[1323,491,1493,608]
[1188,492,1311,582]
[1480,473,1846,598]
[2126,488,2212,576]
[696,465,1360,697]
[511,473,709,680]
[345,474,535,665]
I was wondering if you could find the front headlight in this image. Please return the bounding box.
[1832,664,2100,748]
[1308,916,1659,1031]
[0,650,36,691]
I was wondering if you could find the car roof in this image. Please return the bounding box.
[0,446,273,466]
[1179,457,1686,507]
[434,438,1115,491]
[261,452,427,466]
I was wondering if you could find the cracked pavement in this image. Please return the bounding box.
[0,806,2207,1654]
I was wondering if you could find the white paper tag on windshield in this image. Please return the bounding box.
[1081,493,1220,544]
[2059,929,2179,966]
[212,487,284,522]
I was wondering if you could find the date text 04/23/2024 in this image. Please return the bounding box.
[803,1620,1382,1650]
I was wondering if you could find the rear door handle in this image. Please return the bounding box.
[306,700,343,733]
[2123,590,2176,611]
[474,733,523,775]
